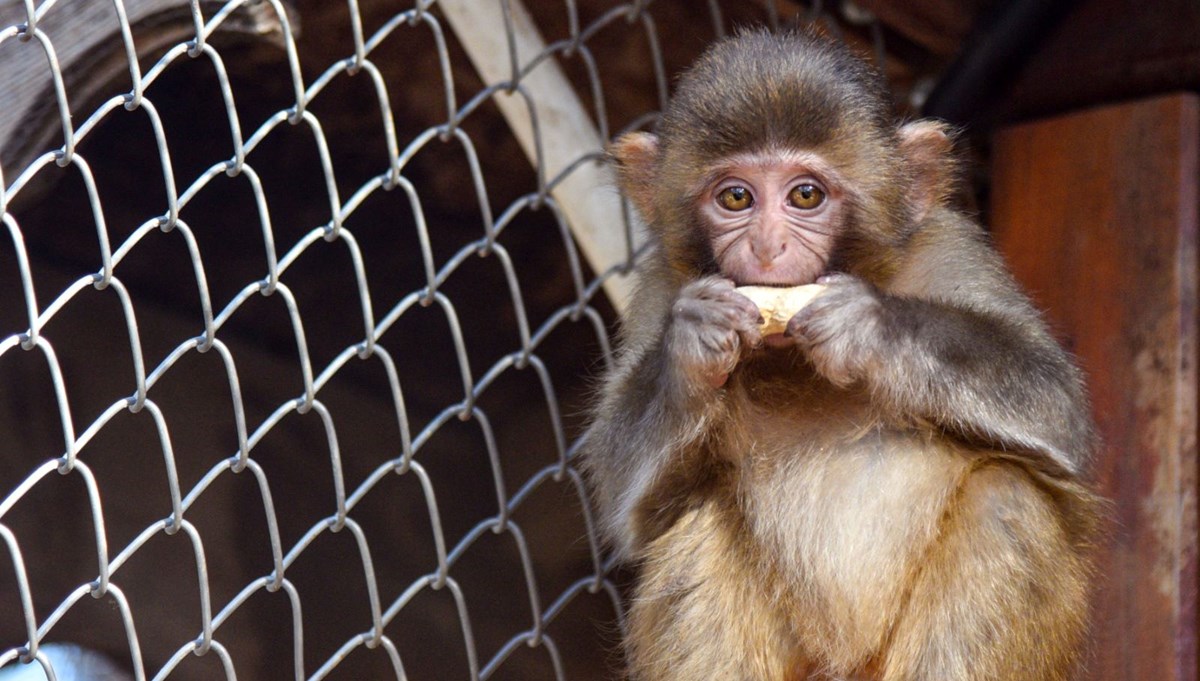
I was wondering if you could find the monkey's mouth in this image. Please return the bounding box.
[734,267,835,288]
[735,277,824,287]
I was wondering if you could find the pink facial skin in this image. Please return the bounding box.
[698,149,847,288]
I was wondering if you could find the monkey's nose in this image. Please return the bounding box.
[752,239,787,267]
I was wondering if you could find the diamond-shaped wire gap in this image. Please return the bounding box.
[171,166,278,311]
[238,110,344,255]
[208,284,315,431]
[0,464,107,650]
[0,340,75,489]
[62,404,182,560]
[308,349,411,507]
[472,361,567,499]
[343,452,443,609]
[391,130,497,273]
[405,410,510,552]
[448,519,548,676]
[29,279,147,439]
[104,523,213,678]
[433,249,529,387]
[177,462,283,639]
[271,228,373,376]
[132,2,305,153]
[489,195,601,331]
[505,462,609,635]
[332,180,436,325]
[54,98,182,249]
[237,403,347,561]
[138,47,252,199]
[525,308,614,443]
[3,158,112,319]
[386,576,479,681]
[203,576,303,681]
[536,573,626,681]
[92,220,216,370]
[357,7,461,131]
[300,56,400,201]
[372,293,472,434]
[282,516,387,679]
[139,340,251,496]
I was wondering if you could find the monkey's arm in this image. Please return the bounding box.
[789,218,1094,476]
[582,275,759,559]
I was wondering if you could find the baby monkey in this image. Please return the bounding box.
[582,29,1100,681]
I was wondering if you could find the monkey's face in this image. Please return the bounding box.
[697,148,845,287]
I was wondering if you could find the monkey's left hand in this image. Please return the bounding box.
[785,273,884,388]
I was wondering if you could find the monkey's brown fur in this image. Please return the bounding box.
[583,29,1101,681]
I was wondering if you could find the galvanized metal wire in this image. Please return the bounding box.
[0,1,880,679]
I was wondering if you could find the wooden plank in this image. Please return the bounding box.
[990,94,1199,681]
[439,0,645,313]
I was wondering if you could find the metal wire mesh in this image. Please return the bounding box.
[0,1,893,679]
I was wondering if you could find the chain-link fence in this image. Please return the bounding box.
[0,1,907,679]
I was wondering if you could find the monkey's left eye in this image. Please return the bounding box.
[789,184,826,210]
[717,186,754,211]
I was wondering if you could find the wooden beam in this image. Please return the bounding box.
[1002,0,1200,121]
[439,0,645,313]
[850,0,973,57]
[990,94,1199,681]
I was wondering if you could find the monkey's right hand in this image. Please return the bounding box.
[666,277,762,391]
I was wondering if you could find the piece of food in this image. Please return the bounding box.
[736,284,828,335]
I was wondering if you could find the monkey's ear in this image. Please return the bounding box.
[610,132,661,220]
[898,120,959,222]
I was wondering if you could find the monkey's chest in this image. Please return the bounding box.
[734,416,974,649]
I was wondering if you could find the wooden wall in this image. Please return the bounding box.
[991,94,1199,680]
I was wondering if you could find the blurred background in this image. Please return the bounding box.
[0,0,1196,679]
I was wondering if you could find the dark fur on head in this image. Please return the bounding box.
[612,28,960,283]
[659,29,893,160]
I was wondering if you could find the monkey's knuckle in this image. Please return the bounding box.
[685,276,731,300]
[716,303,750,328]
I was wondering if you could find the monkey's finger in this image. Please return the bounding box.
[735,284,827,335]
[681,275,738,301]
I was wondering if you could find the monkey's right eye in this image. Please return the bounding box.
[717,186,753,211]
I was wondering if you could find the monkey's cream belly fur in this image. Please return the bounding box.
[626,371,1090,681]
[742,427,973,666]
[630,428,992,678]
